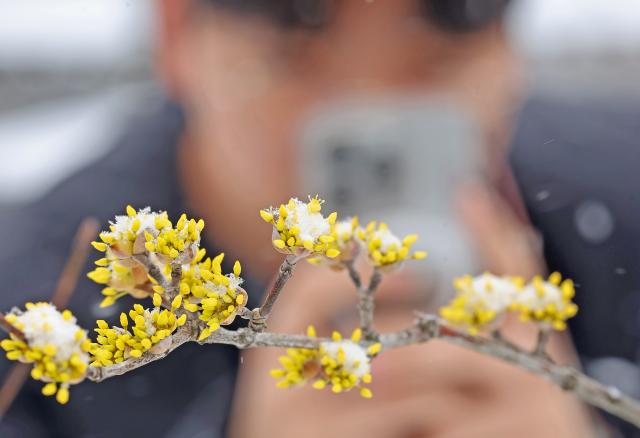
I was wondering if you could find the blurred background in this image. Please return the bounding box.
[1,1,640,437]
[1,0,639,207]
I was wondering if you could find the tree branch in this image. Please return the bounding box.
[86,322,327,382]
[381,315,640,429]
[0,314,26,343]
[346,263,382,340]
[247,255,299,331]
[86,313,640,428]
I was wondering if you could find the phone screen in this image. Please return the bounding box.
[297,96,486,306]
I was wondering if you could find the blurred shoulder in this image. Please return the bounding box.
[0,95,185,309]
[508,95,640,363]
[511,95,640,174]
[510,95,640,210]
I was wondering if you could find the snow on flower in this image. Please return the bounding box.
[357,221,427,269]
[440,273,521,335]
[91,206,204,263]
[1,303,91,404]
[512,272,578,330]
[260,196,340,259]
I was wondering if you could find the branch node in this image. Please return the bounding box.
[416,314,440,339]
[236,328,257,349]
[607,386,623,404]
[248,308,268,332]
[559,370,579,391]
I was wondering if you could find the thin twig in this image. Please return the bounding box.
[344,260,362,289]
[0,314,26,343]
[534,328,552,357]
[51,218,100,307]
[247,255,299,331]
[167,263,182,298]
[353,267,382,340]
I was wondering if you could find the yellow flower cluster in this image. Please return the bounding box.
[1,303,91,404]
[87,258,152,307]
[175,253,247,341]
[91,205,203,262]
[88,207,207,307]
[91,206,171,258]
[440,273,521,335]
[512,272,578,330]
[260,197,340,259]
[357,221,427,269]
[440,272,579,334]
[270,327,381,398]
[90,298,186,366]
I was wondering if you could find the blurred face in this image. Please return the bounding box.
[166,0,519,276]
[159,3,592,437]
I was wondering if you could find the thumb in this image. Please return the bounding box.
[455,182,543,278]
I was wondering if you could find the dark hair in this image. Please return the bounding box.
[200,0,332,28]
[421,0,512,32]
[201,0,511,32]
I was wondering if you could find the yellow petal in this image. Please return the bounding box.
[307,325,316,338]
[325,248,340,258]
[367,343,382,356]
[412,251,428,260]
[259,210,274,223]
[42,383,57,396]
[91,241,107,252]
[56,386,70,404]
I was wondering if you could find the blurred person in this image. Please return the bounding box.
[1,0,637,437]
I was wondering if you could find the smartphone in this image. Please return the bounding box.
[297,96,486,306]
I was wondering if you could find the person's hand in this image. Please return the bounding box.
[455,181,544,279]
[230,263,593,437]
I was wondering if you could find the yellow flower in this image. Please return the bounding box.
[88,205,210,307]
[92,206,172,258]
[440,273,521,335]
[440,272,579,334]
[357,221,427,269]
[179,253,248,340]
[1,303,90,404]
[270,327,378,398]
[90,302,187,367]
[87,257,153,307]
[512,272,578,331]
[92,206,204,263]
[260,197,340,259]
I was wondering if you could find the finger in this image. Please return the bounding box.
[455,182,543,277]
